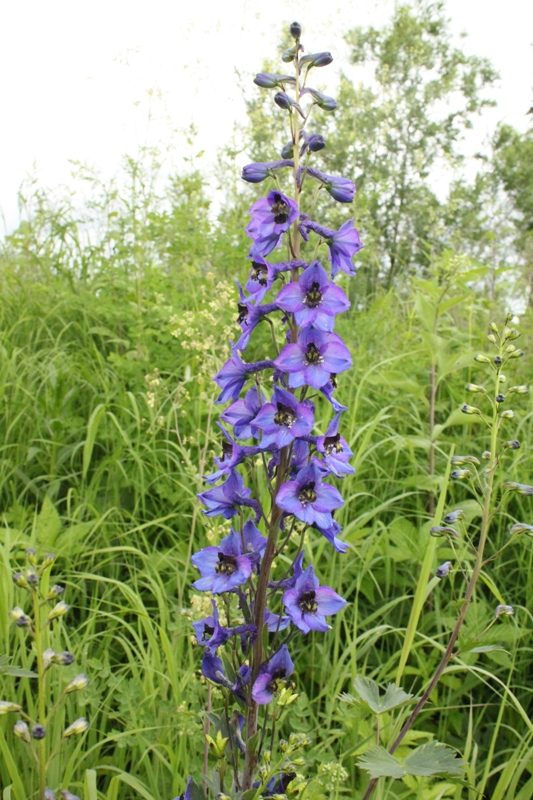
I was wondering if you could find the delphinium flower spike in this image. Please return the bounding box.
[188,21,362,798]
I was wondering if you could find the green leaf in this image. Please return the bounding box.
[353,676,414,714]
[37,495,61,548]
[1,666,37,678]
[403,741,466,777]
[356,745,405,779]
[83,403,106,480]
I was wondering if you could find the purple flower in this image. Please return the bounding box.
[242,159,294,184]
[300,218,363,278]
[283,564,346,633]
[204,425,261,483]
[192,600,233,650]
[214,347,274,404]
[197,470,261,521]
[252,644,294,705]
[275,261,350,331]
[246,191,299,258]
[315,413,355,476]
[276,462,343,527]
[299,51,333,69]
[313,518,349,553]
[299,167,355,203]
[300,87,337,111]
[264,609,290,632]
[172,777,193,800]
[274,329,352,389]
[319,376,348,413]
[268,550,305,590]
[192,537,253,594]
[245,255,278,304]
[253,386,314,450]
[236,285,278,349]
[202,649,250,700]
[219,386,265,440]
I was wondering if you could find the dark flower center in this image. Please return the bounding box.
[303,281,323,308]
[251,262,268,285]
[298,481,317,506]
[298,590,318,613]
[304,343,324,365]
[237,303,248,324]
[215,552,238,575]
[221,440,233,460]
[330,373,338,388]
[324,433,342,455]
[202,623,215,640]
[273,402,297,428]
[271,194,289,224]
[267,667,286,694]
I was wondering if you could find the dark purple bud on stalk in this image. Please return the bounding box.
[32,724,46,740]
[496,393,505,403]
[281,142,294,158]
[300,52,333,69]
[51,651,75,666]
[494,356,503,364]
[25,568,38,586]
[300,87,337,111]
[503,440,521,449]
[47,584,65,600]
[436,561,453,579]
[307,133,326,152]
[9,607,32,627]
[290,21,302,39]
[274,91,292,110]
[242,159,294,184]
[254,72,296,89]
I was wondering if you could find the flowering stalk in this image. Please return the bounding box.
[359,317,527,798]
[6,551,89,800]
[181,21,363,800]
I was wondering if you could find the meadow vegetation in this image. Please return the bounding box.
[1,3,533,798]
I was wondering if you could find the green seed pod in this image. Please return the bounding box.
[62,717,89,738]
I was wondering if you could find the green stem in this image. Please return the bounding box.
[33,592,47,800]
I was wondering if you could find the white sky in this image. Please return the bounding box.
[1,0,532,234]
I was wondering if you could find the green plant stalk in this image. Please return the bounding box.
[33,591,47,800]
[363,360,501,800]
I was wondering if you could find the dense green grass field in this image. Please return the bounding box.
[1,193,532,800]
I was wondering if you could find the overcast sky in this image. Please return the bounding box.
[1,0,532,234]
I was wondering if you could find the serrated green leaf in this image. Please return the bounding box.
[353,676,414,714]
[356,745,405,779]
[403,741,466,777]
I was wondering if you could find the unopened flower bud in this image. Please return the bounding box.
[504,327,521,340]
[494,356,502,364]
[289,21,302,39]
[436,561,453,579]
[277,686,299,706]
[487,333,497,344]
[292,758,305,766]
[465,383,486,393]
[254,72,295,89]
[12,572,29,589]
[307,133,326,151]
[481,450,491,459]
[281,45,298,63]
[430,526,460,538]
[45,791,57,800]
[32,724,46,740]
[300,51,333,69]
[451,455,480,466]
[450,469,471,481]
[499,374,507,382]
[24,569,38,587]
[503,482,533,495]
[508,385,528,394]
[503,440,520,450]
[500,409,514,419]
[47,584,65,600]
[443,509,464,524]
[13,720,31,743]
[505,344,516,353]
[496,394,505,403]
[8,607,32,628]
[495,604,514,618]
[47,601,70,623]
[474,353,491,364]
[505,312,515,324]
[62,717,89,738]
[205,729,229,759]
[25,548,37,565]
[41,553,56,570]
[490,322,499,332]
[509,522,533,535]
[51,651,75,666]
[281,142,294,158]
[507,349,524,359]
[274,91,293,110]
[65,674,90,693]
[0,700,22,715]
[461,405,480,415]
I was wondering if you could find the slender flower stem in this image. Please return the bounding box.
[33,592,47,800]
[362,355,502,800]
